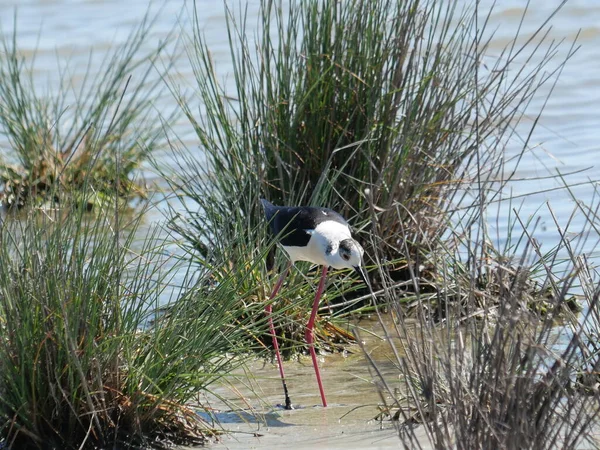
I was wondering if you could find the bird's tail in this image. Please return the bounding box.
[260,198,276,222]
[260,199,277,272]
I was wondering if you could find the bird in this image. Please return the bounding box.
[260,198,370,409]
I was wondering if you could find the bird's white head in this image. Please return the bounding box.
[325,237,371,287]
[328,238,363,269]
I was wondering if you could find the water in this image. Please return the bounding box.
[200,317,411,450]
[0,1,598,448]
[0,0,597,250]
[479,1,600,262]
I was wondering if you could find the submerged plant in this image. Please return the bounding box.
[0,12,172,211]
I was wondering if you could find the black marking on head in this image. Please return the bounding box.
[325,243,333,255]
[339,239,354,261]
[339,239,354,252]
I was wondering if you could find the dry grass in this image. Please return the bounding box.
[360,177,600,449]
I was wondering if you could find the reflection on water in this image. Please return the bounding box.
[197,409,294,428]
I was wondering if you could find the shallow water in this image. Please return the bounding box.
[1,0,599,448]
[201,317,412,449]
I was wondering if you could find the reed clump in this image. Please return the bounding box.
[164,0,576,357]
[0,191,270,448]
[361,191,600,448]
[0,13,169,211]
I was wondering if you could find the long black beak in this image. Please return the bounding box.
[354,265,378,310]
[354,265,372,290]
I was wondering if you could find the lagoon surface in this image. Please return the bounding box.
[1,0,598,254]
[0,0,599,448]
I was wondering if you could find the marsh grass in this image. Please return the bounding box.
[351,1,600,440]
[163,0,577,358]
[360,189,600,448]
[0,187,276,448]
[173,0,574,258]
[0,12,173,211]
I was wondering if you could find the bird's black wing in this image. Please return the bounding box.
[260,199,348,247]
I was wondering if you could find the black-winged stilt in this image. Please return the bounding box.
[261,199,370,409]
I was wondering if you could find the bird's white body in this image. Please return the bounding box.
[282,220,353,268]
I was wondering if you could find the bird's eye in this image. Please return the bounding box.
[341,252,350,261]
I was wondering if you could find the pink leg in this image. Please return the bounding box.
[265,261,292,409]
[305,265,329,407]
